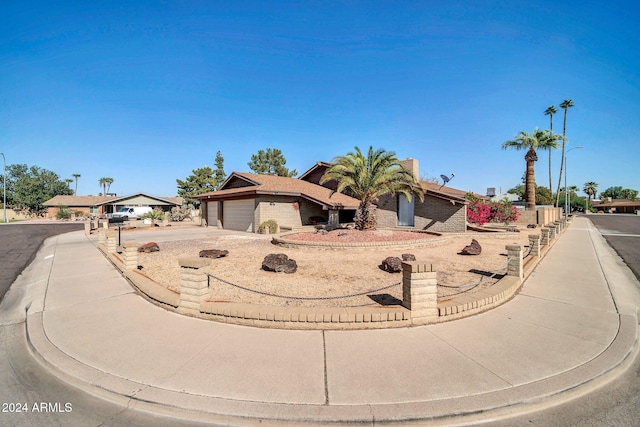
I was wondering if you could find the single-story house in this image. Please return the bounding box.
[195,172,360,232]
[43,193,183,218]
[195,158,469,233]
[592,199,640,214]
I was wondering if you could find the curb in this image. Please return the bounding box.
[25,307,638,426]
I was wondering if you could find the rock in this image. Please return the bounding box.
[262,253,298,274]
[381,256,403,273]
[199,249,229,259]
[338,232,347,237]
[401,253,416,261]
[138,242,160,253]
[459,239,482,255]
[527,224,537,228]
[506,227,520,233]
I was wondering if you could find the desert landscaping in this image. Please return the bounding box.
[135,226,536,308]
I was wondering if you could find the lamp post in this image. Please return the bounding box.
[564,146,584,220]
[1,152,6,223]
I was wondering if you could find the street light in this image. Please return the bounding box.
[564,146,584,220]
[1,152,6,223]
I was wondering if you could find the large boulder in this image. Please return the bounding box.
[459,239,482,255]
[262,253,298,274]
[381,256,403,273]
[138,242,160,253]
[199,249,229,259]
[401,253,416,261]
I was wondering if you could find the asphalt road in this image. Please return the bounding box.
[0,223,84,303]
[586,214,640,281]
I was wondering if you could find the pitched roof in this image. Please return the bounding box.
[595,199,640,208]
[43,195,116,207]
[420,181,470,203]
[195,172,361,209]
[43,194,183,207]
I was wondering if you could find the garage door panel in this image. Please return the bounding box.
[223,199,255,232]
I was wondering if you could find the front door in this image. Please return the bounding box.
[398,195,415,226]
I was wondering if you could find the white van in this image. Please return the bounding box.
[111,206,152,220]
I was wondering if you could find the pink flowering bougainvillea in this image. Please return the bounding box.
[466,194,520,226]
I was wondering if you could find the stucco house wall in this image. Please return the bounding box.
[254,196,325,229]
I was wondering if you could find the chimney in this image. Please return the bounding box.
[401,158,419,179]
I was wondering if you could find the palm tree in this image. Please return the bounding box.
[105,177,114,194]
[544,105,558,194]
[320,146,424,230]
[502,129,561,210]
[583,181,598,210]
[555,99,575,207]
[99,177,114,196]
[72,173,81,196]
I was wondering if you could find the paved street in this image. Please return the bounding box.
[0,223,83,302]
[587,214,640,281]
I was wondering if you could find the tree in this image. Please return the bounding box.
[583,181,598,210]
[5,164,73,216]
[600,186,638,200]
[320,146,424,230]
[555,99,575,207]
[213,151,226,188]
[72,173,81,196]
[99,177,114,195]
[544,105,558,194]
[248,148,297,177]
[176,166,218,206]
[502,129,561,210]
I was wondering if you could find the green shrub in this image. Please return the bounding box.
[258,219,278,234]
[56,206,71,220]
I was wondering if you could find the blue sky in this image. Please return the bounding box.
[1,1,638,199]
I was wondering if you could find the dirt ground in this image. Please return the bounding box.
[136,227,537,308]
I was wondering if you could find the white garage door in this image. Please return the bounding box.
[223,199,255,232]
[207,201,218,227]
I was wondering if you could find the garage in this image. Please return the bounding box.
[222,199,255,232]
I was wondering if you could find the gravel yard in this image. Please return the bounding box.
[136,228,536,308]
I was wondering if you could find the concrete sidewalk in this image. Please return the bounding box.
[7,217,640,425]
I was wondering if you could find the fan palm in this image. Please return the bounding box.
[502,129,561,210]
[583,181,598,210]
[320,146,424,230]
[555,99,575,206]
[544,105,558,193]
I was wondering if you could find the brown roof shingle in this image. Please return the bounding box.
[195,172,361,209]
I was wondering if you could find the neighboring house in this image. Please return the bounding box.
[43,193,183,218]
[195,158,469,233]
[592,198,640,214]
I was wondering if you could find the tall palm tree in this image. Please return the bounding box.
[544,105,558,194]
[320,146,424,230]
[502,129,561,210]
[99,177,114,196]
[583,181,598,210]
[555,99,575,207]
[72,173,81,196]
[105,177,114,194]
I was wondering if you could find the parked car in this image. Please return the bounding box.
[110,206,152,220]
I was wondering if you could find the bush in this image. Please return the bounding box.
[466,195,520,226]
[141,209,165,224]
[56,206,71,220]
[258,219,278,234]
